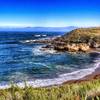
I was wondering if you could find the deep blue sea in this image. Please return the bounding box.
[0,32,100,87]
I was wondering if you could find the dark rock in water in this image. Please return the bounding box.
[42,44,54,49]
[89,52,100,58]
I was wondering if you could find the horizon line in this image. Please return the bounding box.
[0,25,100,28]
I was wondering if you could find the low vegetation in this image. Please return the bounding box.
[0,79,100,100]
[61,27,100,44]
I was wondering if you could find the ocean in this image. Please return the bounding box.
[0,31,100,88]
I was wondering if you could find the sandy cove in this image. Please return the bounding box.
[63,62,100,84]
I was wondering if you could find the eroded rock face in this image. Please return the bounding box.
[53,43,90,52]
[78,43,90,52]
[66,44,79,52]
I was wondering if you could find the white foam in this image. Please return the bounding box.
[0,58,100,89]
[32,45,58,56]
[35,35,41,37]
[20,40,36,43]
[32,46,45,56]
[0,84,11,89]
[42,35,47,37]
[40,48,57,54]
[26,61,100,87]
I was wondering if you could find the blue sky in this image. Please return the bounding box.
[0,0,100,27]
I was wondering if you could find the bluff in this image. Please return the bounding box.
[52,27,100,52]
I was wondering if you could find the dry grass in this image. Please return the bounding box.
[60,27,100,44]
[0,79,100,100]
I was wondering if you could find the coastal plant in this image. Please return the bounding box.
[0,79,100,100]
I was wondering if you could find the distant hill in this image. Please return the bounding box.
[0,26,77,32]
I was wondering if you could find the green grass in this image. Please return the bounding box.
[0,79,100,100]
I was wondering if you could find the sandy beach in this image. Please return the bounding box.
[64,59,100,84]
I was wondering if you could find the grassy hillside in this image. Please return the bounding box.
[0,79,100,100]
[61,27,100,44]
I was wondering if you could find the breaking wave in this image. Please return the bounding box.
[0,52,100,89]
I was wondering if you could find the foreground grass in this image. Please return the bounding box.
[0,80,100,100]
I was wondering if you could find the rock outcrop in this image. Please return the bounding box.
[29,27,100,52]
[54,43,90,52]
[52,27,100,52]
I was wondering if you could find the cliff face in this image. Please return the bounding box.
[53,27,100,52]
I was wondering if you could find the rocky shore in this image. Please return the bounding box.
[30,27,100,53]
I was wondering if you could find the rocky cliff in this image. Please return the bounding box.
[52,27,100,52]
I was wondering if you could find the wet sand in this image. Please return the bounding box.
[63,66,100,84]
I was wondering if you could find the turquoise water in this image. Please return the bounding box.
[0,32,99,87]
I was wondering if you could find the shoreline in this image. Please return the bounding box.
[0,58,99,89]
[63,61,100,84]
[0,69,100,89]
[0,50,99,89]
[63,51,100,84]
